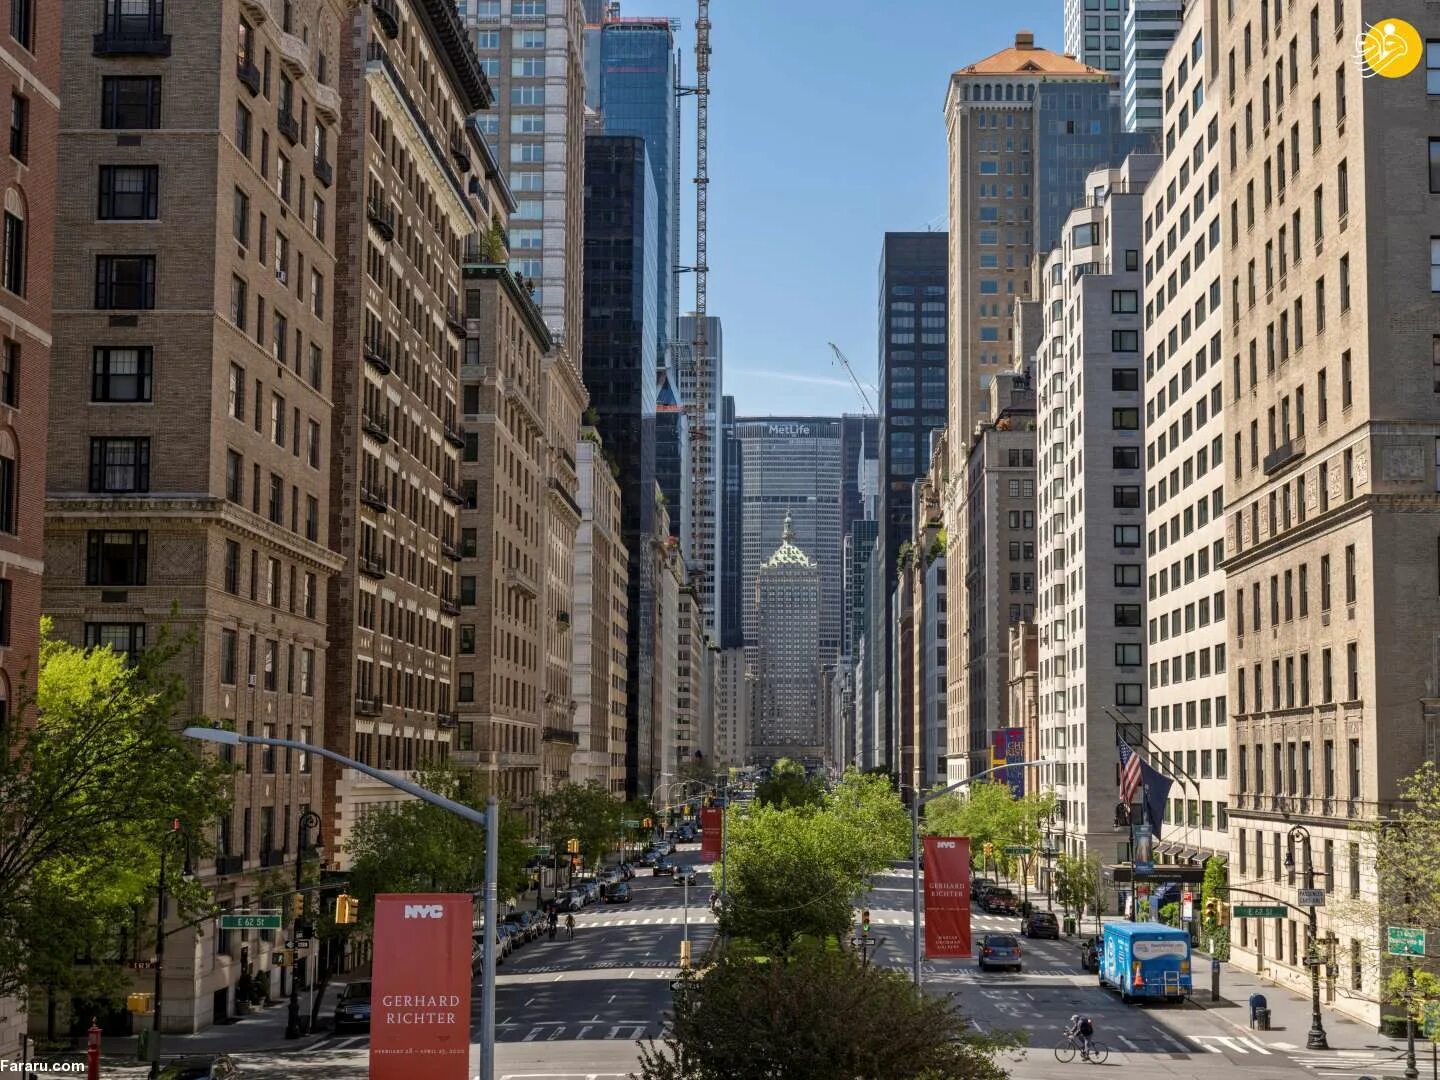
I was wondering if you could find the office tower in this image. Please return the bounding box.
[719,394,743,647]
[844,518,879,660]
[326,2,497,848]
[1121,0,1183,133]
[841,413,880,542]
[754,514,822,759]
[572,427,629,793]
[877,232,948,771]
[1217,0,1440,1023]
[582,131,659,796]
[1034,156,1158,866]
[45,0,352,1029]
[651,494,681,789]
[1140,0,1228,869]
[861,532,887,769]
[655,371,690,548]
[905,467,948,789]
[952,369,1038,783]
[679,314,723,638]
[675,581,705,772]
[461,0,587,359]
[735,417,843,668]
[1063,0,1129,75]
[595,12,678,368]
[713,645,747,766]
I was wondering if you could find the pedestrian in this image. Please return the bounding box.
[565,912,575,941]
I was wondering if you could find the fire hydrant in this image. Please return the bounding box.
[87,1018,101,1080]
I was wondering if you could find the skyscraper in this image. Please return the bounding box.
[719,394,744,648]
[736,417,843,669]
[655,371,690,548]
[679,314,724,638]
[582,132,659,795]
[1121,0,1182,133]
[1063,0,1129,76]
[754,514,822,759]
[461,0,587,358]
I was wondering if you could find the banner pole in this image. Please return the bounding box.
[911,793,921,989]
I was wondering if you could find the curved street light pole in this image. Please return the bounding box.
[285,809,323,1039]
[1286,824,1328,1051]
[149,821,192,1080]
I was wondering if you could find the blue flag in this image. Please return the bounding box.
[1140,757,1173,839]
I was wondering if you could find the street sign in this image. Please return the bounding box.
[1233,905,1287,918]
[284,939,311,950]
[220,912,282,930]
[1388,927,1426,957]
[1181,891,1194,921]
[535,845,552,857]
[129,961,157,971]
[1134,860,1154,874]
[621,819,641,828]
[1297,888,1327,907]
[1003,845,1032,856]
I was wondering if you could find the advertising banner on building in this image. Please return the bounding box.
[989,727,1026,796]
[371,893,473,1080]
[699,806,722,862]
[923,836,972,958]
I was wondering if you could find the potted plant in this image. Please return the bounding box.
[234,972,253,1016]
[249,971,268,1007]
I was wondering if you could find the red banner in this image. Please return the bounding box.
[699,806,722,862]
[371,894,473,1080]
[923,836,972,958]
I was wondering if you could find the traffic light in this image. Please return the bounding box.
[983,842,994,857]
[334,893,357,924]
[566,837,580,855]
[292,892,305,919]
[1203,898,1231,925]
[861,909,871,937]
[643,817,652,829]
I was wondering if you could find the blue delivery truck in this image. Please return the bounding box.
[1098,922,1192,1003]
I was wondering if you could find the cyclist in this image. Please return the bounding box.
[1065,1014,1095,1060]
[565,912,575,940]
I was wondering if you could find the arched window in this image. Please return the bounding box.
[2,189,24,298]
[1005,84,1014,101]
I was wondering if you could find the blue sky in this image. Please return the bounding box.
[628,0,1063,417]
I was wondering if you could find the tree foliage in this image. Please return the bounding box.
[923,782,1055,878]
[534,780,624,868]
[346,763,531,911]
[755,757,824,811]
[1199,855,1230,959]
[0,620,232,1004]
[636,945,1013,1080]
[1054,853,1101,924]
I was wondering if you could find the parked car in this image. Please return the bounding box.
[653,860,676,877]
[1079,935,1100,973]
[555,889,585,912]
[673,866,699,886]
[618,862,635,880]
[638,850,660,868]
[606,882,633,903]
[1022,911,1060,939]
[333,980,373,1032]
[497,923,521,954]
[976,934,1023,973]
[505,911,540,942]
[158,1056,239,1080]
[971,877,997,903]
[981,888,1018,914]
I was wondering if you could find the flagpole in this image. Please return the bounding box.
[1134,773,1147,923]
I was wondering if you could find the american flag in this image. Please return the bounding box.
[1118,741,1143,804]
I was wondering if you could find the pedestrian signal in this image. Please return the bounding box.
[292,893,305,918]
[861,909,871,937]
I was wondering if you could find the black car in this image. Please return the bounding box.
[333,980,372,1032]
[1022,911,1060,939]
[606,882,633,903]
[504,911,539,942]
[158,1057,238,1080]
[1079,935,1100,972]
[653,860,676,877]
[638,850,659,868]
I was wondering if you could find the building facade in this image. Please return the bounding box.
[47,0,355,1029]
[718,393,743,647]
[654,371,689,548]
[1034,157,1157,866]
[753,513,822,759]
[1121,0,1182,134]
[1063,0,1128,76]
[678,314,723,640]
[713,644,747,766]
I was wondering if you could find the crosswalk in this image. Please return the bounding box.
[1288,1049,1413,1077]
[511,1021,661,1042]
[576,912,716,927]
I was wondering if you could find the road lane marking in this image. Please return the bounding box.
[607,994,616,1004]
[1118,1035,1141,1051]
[522,1027,542,1042]
[524,997,535,1007]
[547,1026,565,1040]
[629,1025,647,1039]
[1239,1037,1272,1054]
[606,1025,622,1038]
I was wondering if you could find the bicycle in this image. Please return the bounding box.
[1054,1032,1109,1064]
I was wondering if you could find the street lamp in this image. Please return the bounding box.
[1284,825,1329,1051]
[285,809,322,1039]
[149,820,193,1079]
[183,726,502,1080]
[909,760,1041,988]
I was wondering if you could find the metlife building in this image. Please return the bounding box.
[736,418,843,670]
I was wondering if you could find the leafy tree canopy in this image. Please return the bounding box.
[923,781,1055,877]
[534,780,624,868]
[755,758,824,811]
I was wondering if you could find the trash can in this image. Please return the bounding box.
[1249,993,1269,1029]
[1254,1007,1271,1031]
[1063,917,1076,935]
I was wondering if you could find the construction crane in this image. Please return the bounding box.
[828,342,875,416]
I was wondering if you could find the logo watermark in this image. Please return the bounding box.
[0,1062,90,1074]
[1355,17,1422,79]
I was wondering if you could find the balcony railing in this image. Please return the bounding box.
[237,58,261,96]
[366,197,395,241]
[362,412,390,444]
[437,711,459,730]
[314,155,333,189]
[440,594,461,617]
[363,337,392,375]
[542,726,581,746]
[444,423,465,450]
[446,302,468,339]
[359,551,387,579]
[278,108,301,145]
[356,695,383,717]
[1263,436,1305,476]
[443,483,465,506]
[450,130,472,174]
[441,540,463,562]
[94,11,171,56]
[372,0,399,38]
[359,483,388,512]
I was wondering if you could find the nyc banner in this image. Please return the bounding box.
[923,836,972,958]
[371,893,473,1080]
[699,806,722,862]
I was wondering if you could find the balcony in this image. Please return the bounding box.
[359,483,388,512]
[237,58,261,96]
[363,338,392,375]
[440,594,461,617]
[239,0,273,23]
[362,411,391,444]
[542,726,581,746]
[356,695,383,717]
[556,609,571,629]
[278,108,301,145]
[366,197,395,241]
[314,155,334,189]
[504,565,538,598]
[443,483,466,506]
[313,81,341,124]
[444,423,465,450]
[214,854,245,876]
[278,29,309,77]
[359,551,387,579]
[446,302,468,339]
[1263,436,1305,476]
[441,540,463,562]
[93,14,171,57]
[373,0,399,38]
[437,711,459,730]
[450,130,472,175]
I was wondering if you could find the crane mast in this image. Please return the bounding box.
[828,342,875,416]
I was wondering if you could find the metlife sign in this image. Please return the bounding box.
[371,893,472,1080]
[766,422,812,437]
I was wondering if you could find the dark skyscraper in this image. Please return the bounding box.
[655,372,690,549]
[875,232,948,772]
[582,132,659,796]
[719,395,744,649]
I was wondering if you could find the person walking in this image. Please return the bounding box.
[565,912,575,941]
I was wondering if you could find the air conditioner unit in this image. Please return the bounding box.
[248,674,257,688]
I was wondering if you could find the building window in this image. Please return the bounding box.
[101,76,161,129]
[9,0,33,50]
[0,339,15,408]
[1114,604,1142,627]
[263,639,278,692]
[95,255,156,309]
[1116,683,1143,706]
[225,449,243,503]
[8,94,25,162]
[84,622,146,664]
[1,212,22,297]
[220,628,237,685]
[92,346,153,402]
[88,437,150,493]
[102,0,165,37]
[98,165,159,220]
[1113,485,1141,508]
[0,454,14,534]
[224,539,240,594]
[1112,408,1140,429]
[86,529,148,586]
[1111,289,1138,313]
[1112,329,1139,352]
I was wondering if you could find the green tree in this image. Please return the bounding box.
[1054,853,1100,927]
[535,780,624,869]
[0,620,232,1011]
[922,782,1054,880]
[346,763,530,910]
[755,758,824,811]
[1199,855,1230,959]
[638,945,1013,1080]
[825,769,909,883]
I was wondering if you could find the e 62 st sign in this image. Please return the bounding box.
[1388,927,1426,957]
